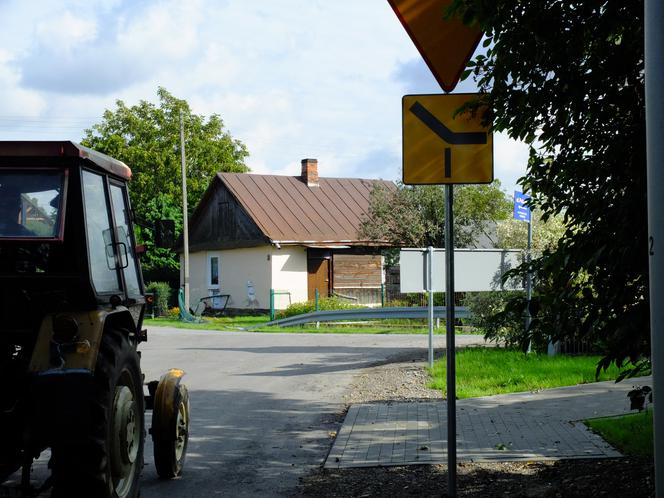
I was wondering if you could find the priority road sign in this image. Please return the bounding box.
[402,93,493,184]
[387,0,483,92]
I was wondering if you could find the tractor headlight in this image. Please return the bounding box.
[52,314,79,344]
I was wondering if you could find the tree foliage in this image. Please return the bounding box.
[452,1,648,372]
[496,211,566,252]
[82,88,249,270]
[359,181,511,248]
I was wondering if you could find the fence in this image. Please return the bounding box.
[383,265,466,307]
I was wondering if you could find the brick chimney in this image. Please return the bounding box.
[301,158,319,187]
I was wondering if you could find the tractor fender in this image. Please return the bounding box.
[29,307,133,374]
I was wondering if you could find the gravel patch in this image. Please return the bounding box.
[343,358,442,405]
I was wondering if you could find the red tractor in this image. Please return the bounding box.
[0,141,189,498]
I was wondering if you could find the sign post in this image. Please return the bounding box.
[401,95,491,497]
[428,246,435,368]
[514,191,533,351]
[444,185,456,493]
[390,2,487,495]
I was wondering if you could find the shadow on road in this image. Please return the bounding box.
[176,345,434,377]
[141,388,344,498]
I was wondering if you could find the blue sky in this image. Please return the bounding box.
[0,0,529,192]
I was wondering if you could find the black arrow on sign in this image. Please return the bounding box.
[410,101,487,178]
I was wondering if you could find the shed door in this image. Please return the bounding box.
[307,258,330,300]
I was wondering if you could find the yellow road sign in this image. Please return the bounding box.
[402,94,493,185]
[387,0,483,92]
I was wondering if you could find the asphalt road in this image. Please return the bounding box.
[3,328,487,497]
[137,328,487,498]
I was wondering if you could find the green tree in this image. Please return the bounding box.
[496,211,566,252]
[452,1,649,373]
[82,87,249,271]
[359,180,511,249]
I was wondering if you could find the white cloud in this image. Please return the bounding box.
[116,0,203,60]
[0,50,47,119]
[34,11,98,52]
[494,133,530,193]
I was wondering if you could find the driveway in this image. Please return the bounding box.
[137,328,486,498]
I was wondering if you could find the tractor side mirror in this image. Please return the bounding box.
[155,220,175,248]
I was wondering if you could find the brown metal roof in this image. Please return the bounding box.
[217,172,395,245]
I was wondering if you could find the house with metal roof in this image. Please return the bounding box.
[180,159,395,313]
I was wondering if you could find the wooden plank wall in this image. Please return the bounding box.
[333,254,382,288]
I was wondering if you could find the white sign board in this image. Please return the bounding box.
[399,248,523,293]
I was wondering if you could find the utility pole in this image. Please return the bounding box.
[645,1,663,495]
[180,110,190,314]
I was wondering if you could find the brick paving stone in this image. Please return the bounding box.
[325,377,649,469]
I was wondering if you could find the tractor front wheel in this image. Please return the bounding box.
[152,369,189,479]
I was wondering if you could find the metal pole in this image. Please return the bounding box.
[445,185,457,497]
[428,246,435,368]
[315,288,320,328]
[645,1,664,495]
[180,110,190,314]
[526,217,533,353]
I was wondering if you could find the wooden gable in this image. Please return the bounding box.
[188,177,268,252]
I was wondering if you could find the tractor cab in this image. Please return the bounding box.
[0,141,144,319]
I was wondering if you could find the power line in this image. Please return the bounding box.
[0,115,100,120]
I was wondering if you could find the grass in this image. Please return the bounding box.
[144,315,270,330]
[586,410,654,457]
[429,347,621,398]
[144,316,480,334]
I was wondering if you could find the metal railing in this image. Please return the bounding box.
[262,306,471,328]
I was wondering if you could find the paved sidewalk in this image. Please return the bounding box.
[326,377,652,468]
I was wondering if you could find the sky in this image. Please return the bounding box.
[0,0,529,193]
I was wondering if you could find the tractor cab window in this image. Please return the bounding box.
[82,170,121,294]
[0,169,65,239]
[110,183,141,298]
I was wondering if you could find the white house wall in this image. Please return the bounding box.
[181,252,207,311]
[220,246,272,309]
[183,245,309,311]
[270,246,308,309]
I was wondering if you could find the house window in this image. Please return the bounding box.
[207,252,221,289]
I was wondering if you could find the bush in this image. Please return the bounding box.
[166,306,180,319]
[275,296,364,319]
[146,281,172,317]
[463,291,529,348]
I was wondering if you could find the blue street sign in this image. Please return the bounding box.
[513,191,531,222]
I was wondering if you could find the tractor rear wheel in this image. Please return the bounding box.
[50,330,144,498]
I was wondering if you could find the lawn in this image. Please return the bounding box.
[144,315,270,330]
[586,410,654,457]
[429,347,621,398]
[143,316,478,334]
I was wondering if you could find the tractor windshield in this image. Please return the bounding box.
[0,169,66,239]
